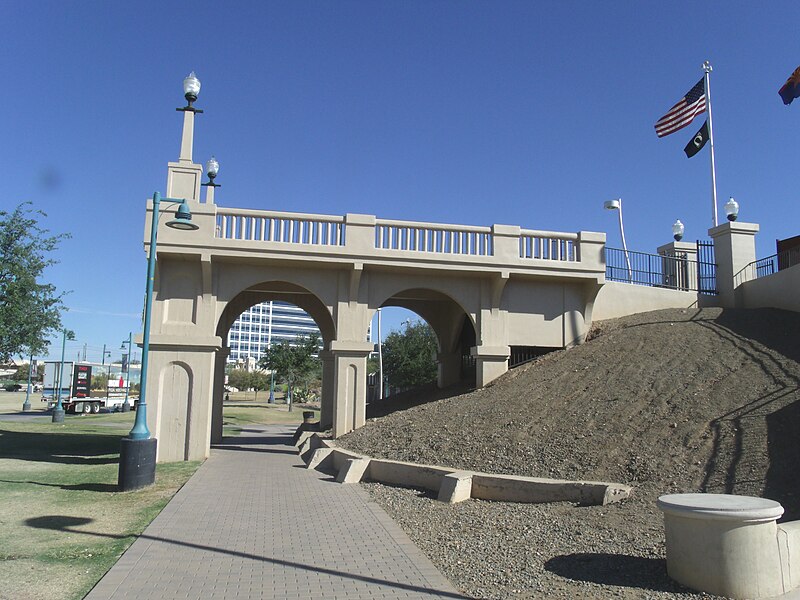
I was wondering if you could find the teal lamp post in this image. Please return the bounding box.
[118,191,199,492]
[22,354,34,412]
[52,329,75,423]
[120,333,132,412]
[268,371,275,403]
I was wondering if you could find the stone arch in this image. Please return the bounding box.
[216,281,336,347]
[210,280,336,443]
[370,287,477,390]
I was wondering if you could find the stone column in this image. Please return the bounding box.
[709,221,759,308]
[141,338,219,462]
[319,350,335,431]
[437,350,462,388]
[329,341,373,437]
[210,347,230,444]
[471,345,510,387]
[657,241,699,291]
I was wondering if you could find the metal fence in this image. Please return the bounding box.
[605,242,717,295]
[735,246,800,285]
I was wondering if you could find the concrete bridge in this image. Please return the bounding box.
[141,106,608,462]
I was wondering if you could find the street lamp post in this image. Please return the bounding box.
[604,199,633,283]
[52,329,75,423]
[120,333,132,412]
[22,354,33,412]
[117,191,199,491]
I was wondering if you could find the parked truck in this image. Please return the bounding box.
[41,361,135,414]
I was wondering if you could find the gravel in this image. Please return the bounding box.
[338,307,800,599]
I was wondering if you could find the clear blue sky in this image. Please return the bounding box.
[4,1,799,363]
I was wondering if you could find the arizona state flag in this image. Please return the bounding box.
[779,66,800,105]
[684,120,709,158]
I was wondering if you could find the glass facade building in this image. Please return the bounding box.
[227,301,321,366]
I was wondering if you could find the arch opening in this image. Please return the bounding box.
[210,281,335,442]
[367,288,477,417]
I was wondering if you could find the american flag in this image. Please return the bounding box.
[654,78,707,138]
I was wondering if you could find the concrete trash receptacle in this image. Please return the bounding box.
[657,493,784,599]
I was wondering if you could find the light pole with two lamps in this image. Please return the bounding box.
[604,199,632,282]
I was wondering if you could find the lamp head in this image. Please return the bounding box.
[166,201,200,231]
[672,219,685,241]
[604,199,621,211]
[183,71,201,103]
[206,156,219,180]
[724,197,739,221]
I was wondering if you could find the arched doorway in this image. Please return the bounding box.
[211,281,336,443]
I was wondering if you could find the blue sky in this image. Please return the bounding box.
[4,1,799,362]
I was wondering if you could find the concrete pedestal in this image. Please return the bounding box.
[657,493,785,598]
[118,437,158,491]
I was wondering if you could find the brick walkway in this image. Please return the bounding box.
[85,425,465,599]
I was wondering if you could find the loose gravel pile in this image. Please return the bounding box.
[340,307,800,599]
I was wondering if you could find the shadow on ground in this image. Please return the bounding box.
[0,429,121,465]
[544,553,689,593]
[366,382,473,419]
[27,515,472,599]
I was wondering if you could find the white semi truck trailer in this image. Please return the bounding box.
[42,361,133,414]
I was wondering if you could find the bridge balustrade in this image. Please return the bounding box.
[216,208,346,246]
[519,229,577,261]
[214,208,586,265]
[375,219,492,255]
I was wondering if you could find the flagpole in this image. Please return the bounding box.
[703,60,719,227]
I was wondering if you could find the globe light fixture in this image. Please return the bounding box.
[178,71,203,113]
[724,197,739,222]
[202,156,220,188]
[672,220,685,241]
[183,71,200,102]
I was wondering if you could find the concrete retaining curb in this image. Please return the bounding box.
[294,431,631,506]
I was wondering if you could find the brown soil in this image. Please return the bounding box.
[339,307,800,597]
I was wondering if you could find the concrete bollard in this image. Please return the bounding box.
[657,493,786,598]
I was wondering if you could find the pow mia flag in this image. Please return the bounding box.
[684,120,709,158]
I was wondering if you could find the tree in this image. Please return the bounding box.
[227,368,252,393]
[0,203,70,362]
[250,371,269,402]
[382,321,438,390]
[259,333,321,411]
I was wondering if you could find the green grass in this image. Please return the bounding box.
[0,418,199,600]
[0,395,319,599]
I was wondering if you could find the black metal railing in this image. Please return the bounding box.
[735,246,800,286]
[605,244,717,295]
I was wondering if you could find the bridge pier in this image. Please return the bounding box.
[210,347,229,445]
[471,345,511,387]
[437,351,463,388]
[330,341,373,437]
[319,350,335,431]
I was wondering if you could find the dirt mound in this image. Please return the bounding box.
[341,307,800,518]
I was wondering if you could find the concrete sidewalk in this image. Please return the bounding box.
[85,425,466,600]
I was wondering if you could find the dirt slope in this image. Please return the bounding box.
[341,307,800,518]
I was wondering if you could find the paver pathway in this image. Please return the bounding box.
[86,424,466,599]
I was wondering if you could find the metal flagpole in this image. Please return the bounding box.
[703,60,719,227]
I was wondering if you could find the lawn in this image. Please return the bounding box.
[0,391,316,600]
